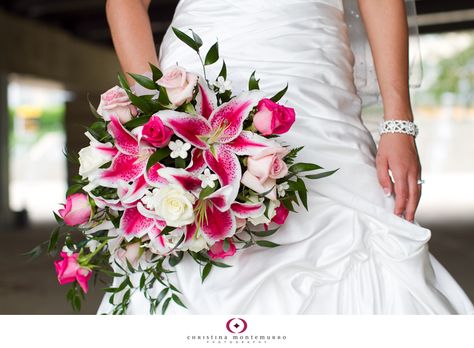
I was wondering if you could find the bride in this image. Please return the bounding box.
[98,0,474,314]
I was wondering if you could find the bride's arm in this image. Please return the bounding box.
[358,0,421,222]
[105,0,159,84]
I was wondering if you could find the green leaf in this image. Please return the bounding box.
[191,29,203,47]
[256,240,280,248]
[175,157,186,168]
[157,86,172,107]
[162,297,172,314]
[172,27,201,52]
[305,168,339,180]
[248,71,260,90]
[128,72,157,90]
[168,283,182,294]
[47,227,60,253]
[222,238,230,252]
[202,262,212,283]
[149,62,163,81]
[172,293,187,308]
[296,177,308,210]
[289,162,323,174]
[147,147,172,171]
[204,42,219,65]
[123,115,151,130]
[88,97,102,119]
[159,225,176,236]
[139,273,146,290]
[53,212,63,224]
[66,183,83,196]
[157,287,169,304]
[117,72,131,92]
[210,260,232,268]
[251,227,280,237]
[218,61,227,79]
[270,84,288,103]
[199,184,216,199]
[169,251,184,267]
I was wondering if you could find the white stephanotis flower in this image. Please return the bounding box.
[198,168,219,188]
[168,139,191,159]
[277,182,290,197]
[213,76,232,94]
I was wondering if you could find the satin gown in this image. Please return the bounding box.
[97,0,474,314]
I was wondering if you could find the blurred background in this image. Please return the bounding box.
[0,0,473,314]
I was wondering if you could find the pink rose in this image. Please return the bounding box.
[157,65,198,107]
[97,86,138,123]
[141,115,173,147]
[241,146,289,200]
[253,99,296,135]
[54,252,92,293]
[207,239,236,260]
[271,204,289,224]
[59,193,91,226]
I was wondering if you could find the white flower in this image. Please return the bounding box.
[198,168,219,188]
[146,184,196,227]
[85,239,101,252]
[277,182,290,197]
[169,139,191,159]
[185,234,208,253]
[78,145,112,179]
[213,76,232,94]
[248,195,280,226]
[61,244,76,256]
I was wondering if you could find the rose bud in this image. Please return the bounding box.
[141,115,173,147]
[253,98,296,135]
[58,193,92,226]
[54,252,92,293]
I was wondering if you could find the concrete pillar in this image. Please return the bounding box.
[0,71,13,227]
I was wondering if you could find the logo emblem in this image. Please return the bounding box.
[225,318,248,333]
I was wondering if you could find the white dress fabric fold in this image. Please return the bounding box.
[97,0,474,314]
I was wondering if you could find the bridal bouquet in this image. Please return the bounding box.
[27,28,338,314]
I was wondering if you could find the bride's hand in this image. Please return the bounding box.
[375,133,422,222]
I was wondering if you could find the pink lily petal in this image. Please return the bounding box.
[200,204,236,243]
[206,185,236,212]
[204,145,241,203]
[84,131,119,157]
[117,176,148,206]
[225,130,275,156]
[120,207,156,240]
[99,152,147,187]
[107,116,139,156]
[145,161,168,187]
[185,222,197,242]
[158,110,211,149]
[195,78,217,119]
[157,167,202,193]
[208,91,263,144]
[186,148,206,174]
[231,201,265,218]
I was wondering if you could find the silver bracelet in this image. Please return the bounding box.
[378,120,419,138]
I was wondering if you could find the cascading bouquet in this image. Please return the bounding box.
[27,28,338,314]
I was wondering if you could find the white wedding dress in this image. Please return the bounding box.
[97,0,474,314]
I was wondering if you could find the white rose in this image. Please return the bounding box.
[78,145,112,179]
[149,184,196,227]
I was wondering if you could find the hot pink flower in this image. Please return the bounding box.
[59,193,92,226]
[253,99,295,135]
[207,238,236,260]
[97,86,138,123]
[54,252,92,293]
[141,115,173,147]
[272,204,289,225]
[157,65,198,107]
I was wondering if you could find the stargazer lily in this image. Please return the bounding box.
[159,79,277,210]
